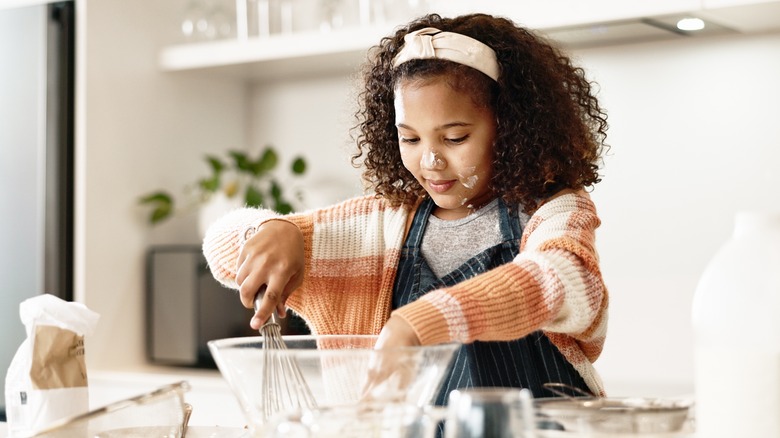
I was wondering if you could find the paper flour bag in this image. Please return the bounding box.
[4,294,100,437]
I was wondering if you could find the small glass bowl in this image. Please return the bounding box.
[28,381,191,438]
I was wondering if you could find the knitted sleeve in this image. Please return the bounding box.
[201,195,410,335]
[392,191,608,348]
[288,196,410,334]
[201,207,283,289]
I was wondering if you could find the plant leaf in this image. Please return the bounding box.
[229,150,251,172]
[275,202,293,215]
[205,155,225,174]
[245,185,263,207]
[138,192,173,224]
[248,159,264,177]
[259,147,278,172]
[149,204,173,224]
[270,181,292,214]
[139,191,173,205]
[291,157,307,175]
[199,175,220,193]
[270,180,282,201]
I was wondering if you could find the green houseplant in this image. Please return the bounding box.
[139,146,307,225]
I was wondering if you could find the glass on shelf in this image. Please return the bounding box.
[236,0,376,39]
[238,0,278,39]
[181,0,235,41]
[208,0,234,39]
[227,0,433,42]
[181,0,209,40]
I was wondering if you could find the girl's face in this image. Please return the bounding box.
[394,78,496,220]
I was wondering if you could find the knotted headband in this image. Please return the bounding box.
[392,27,500,82]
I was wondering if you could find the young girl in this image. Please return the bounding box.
[203,12,609,401]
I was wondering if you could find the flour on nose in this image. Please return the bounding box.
[421,151,445,169]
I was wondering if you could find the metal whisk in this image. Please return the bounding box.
[253,286,317,421]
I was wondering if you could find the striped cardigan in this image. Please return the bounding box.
[202,191,608,396]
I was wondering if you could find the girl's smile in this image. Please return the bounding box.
[426,179,456,193]
[394,78,497,220]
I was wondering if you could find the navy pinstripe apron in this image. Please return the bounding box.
[392,197,589,406]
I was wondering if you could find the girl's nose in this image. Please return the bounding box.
[420,149,446,170]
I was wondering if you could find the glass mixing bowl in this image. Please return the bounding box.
[27,381,190,437]
[534,396,694,434]
[208,335,459,434]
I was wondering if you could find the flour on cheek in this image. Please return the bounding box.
[458,166,478,189]
[457,166,480,211]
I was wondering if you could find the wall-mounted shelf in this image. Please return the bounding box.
[158,25,395,81]
[158,0,780,82]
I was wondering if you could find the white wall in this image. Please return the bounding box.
[78,0,246,370]
[248,74,365,209]
[579,31,780,395]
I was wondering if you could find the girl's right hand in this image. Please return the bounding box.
[235,219,304,330]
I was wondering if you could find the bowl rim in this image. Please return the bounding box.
[207,334,461,353]
[28,381,190,436]
[534,396,693,414]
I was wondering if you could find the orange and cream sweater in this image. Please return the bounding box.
[202,191,608,396]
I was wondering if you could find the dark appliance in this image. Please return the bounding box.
[146,245,309,368]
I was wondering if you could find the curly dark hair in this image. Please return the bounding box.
[351,13,609,214]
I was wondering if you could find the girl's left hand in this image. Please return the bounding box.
[361,316,422,402]
[375,315,421,349]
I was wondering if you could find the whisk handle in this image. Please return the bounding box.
[252,285,277,324]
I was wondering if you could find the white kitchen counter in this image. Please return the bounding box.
[0,422,249,438]
[89,366,246,428]
[4,369,700,436]
[0,419,697,437]
[0,368,244,436]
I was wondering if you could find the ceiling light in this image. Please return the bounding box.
[677,17,705,31]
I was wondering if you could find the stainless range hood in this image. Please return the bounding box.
[543,14,737,49]
[470,1,780,49]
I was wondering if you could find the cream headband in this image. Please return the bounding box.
[392,27,500,82]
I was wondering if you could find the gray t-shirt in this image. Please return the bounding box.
[420,199,504,278]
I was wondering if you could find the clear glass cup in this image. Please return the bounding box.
[267,403,444,438]
[445,387,536,438]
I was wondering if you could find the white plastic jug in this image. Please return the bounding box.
[692,212,780,437]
